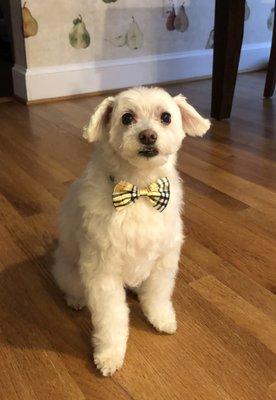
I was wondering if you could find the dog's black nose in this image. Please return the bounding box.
[138,129,157,146]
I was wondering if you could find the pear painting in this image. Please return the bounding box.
[108,16,143,50]
[174,5,189,32]
[166,6,176,31]
[165,2,189,33]
[69,15,90,49]
[126,17,143,50]
[110,34,126,47]
[267,7,275,31]
[22,2,38,38]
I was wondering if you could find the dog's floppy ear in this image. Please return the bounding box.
[83,96,114,142]
[174,94,210,137]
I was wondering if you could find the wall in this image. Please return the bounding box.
[13,0,275,101]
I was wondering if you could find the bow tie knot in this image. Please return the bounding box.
[112,177,170,212]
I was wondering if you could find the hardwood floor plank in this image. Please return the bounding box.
[181,172,249,211]
[268,382,276,399]
[190,275,276,353]
[179,255,207,284]
[0,103,89,176]
[180,242,276,320]
[239,207,276,245]
[0,232,134,400]
[175,284,276,399]
[182,137,276,191]
[211,121,276,161]
[182,174,276,246]
[178,151,276,215]
[184,201,276,290]
[118,306,235,400]
[0,347,38,400]
[0,132,74,202]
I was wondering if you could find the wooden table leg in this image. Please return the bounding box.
[264,0,276,98]
[211,0,245,119]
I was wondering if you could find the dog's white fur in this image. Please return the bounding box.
[53,87,210,376]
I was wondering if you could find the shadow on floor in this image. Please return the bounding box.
[0,244,160,376]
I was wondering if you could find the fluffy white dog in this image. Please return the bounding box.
[53,87,210,376]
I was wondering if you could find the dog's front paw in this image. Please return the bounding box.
[93,347,125,376]
[145,304,177,334]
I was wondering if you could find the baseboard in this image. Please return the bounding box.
[23,76,211,105]
[13,42,270,102]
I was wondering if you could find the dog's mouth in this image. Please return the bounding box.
[138,146,159,158]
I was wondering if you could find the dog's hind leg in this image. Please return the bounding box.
[52,246,86,310]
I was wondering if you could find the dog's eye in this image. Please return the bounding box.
[122,113,134,125]
[161,112,171,125]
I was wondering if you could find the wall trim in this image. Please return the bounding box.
[13,42,270,102]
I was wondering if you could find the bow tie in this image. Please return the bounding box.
[112,177,170,212]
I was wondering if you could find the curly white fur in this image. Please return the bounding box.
[53,87,210,376]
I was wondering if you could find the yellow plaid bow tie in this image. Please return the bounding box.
[112,177,170,212]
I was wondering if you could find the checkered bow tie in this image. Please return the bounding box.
[112,177,170,212]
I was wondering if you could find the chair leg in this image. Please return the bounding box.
[211,0,245,120]
[264,1,276,98]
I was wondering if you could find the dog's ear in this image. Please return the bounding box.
[83,96,114,142]
[174,94,210,137]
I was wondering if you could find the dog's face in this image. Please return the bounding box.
[84,87,210,168]
[108,88,186,168]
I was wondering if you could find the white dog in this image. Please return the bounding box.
[53,87,210,376]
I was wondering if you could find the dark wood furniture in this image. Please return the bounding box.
[211,0,276,120]
[0,1,14,97]
[264,1,276,98]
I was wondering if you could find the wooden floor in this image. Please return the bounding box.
[0,72,275,400]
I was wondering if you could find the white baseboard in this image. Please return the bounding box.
[13,42,270,102]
